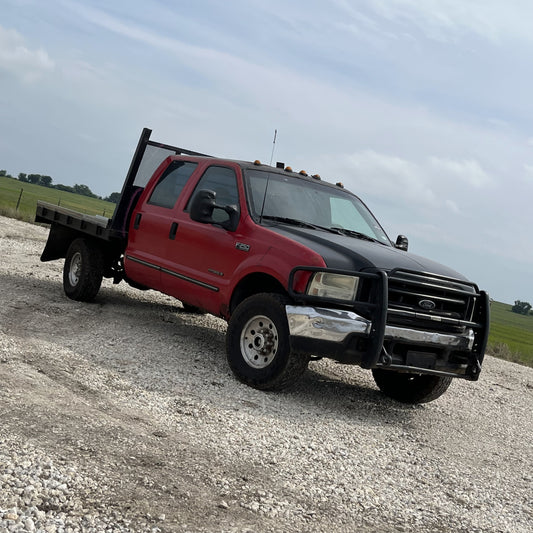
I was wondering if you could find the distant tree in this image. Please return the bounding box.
[73,183,97,198]
[0,170,6,177]
[104,192,121,204]
[511,300,532,315]
[18,173,28,182]
[27,174,41,184]
[54,183,74,193]
[39,175,53,187]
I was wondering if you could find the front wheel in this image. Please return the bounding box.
[226,293,309,390]
[372,368,453,404]
[63,238,104,302]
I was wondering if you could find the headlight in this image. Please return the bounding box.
[306,272,359,301]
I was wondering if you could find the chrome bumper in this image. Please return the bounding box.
[286,305,475,351]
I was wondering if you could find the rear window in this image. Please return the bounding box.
[148,161,198,209]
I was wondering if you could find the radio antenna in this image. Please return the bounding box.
[269,129,277,166]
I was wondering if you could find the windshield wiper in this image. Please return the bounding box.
[330,227,387,244]
[261,216,387,243]
[261,216,342,234]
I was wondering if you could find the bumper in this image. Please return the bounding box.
[286,305,481,379]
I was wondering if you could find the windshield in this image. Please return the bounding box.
[244,170,391,245]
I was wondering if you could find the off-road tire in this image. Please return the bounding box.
[226,293,310,390]
[372,368,453,404]
[63,238,104,302]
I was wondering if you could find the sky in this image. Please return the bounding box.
[1,0,532,304]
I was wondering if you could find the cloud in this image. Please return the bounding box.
[0,25,54,82]
[339,150,436,206]
[329,151,493,216]
[428,157,493,188]
[363,0,533,44]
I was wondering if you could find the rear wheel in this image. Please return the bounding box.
[63,238,104,301]
[226,293,309,390]
[372,368,452,404]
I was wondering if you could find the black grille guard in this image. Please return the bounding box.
[288,267,490,380]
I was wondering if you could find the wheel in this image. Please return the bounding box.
[226,293,310,390]
[372,368,453,404]
[63,238,104,302]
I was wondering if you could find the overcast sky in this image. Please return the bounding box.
[1,0,532,304]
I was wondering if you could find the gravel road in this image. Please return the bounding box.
[0,215,532,533]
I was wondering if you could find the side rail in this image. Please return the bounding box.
[35,200,114,262]
[36,200,111,237]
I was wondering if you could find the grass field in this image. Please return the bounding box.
[0,176,116,222]
[1,179,532,368]
[487,300,533,367]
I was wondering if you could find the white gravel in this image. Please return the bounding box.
[0,215,532,533]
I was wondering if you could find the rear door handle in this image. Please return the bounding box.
[169,222,179,240]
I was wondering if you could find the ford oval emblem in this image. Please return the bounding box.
[419,299,436,311]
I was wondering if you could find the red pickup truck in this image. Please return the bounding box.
[35,128,490,403]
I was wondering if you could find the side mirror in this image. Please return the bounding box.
[190,189,216,223]
[395,235,408,251]
[222,204,240,231]
[189,189,239,231]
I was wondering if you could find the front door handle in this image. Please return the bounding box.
[169,222,179,240]
[133,213,142,229]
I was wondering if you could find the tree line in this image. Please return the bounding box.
[512,301,532,316]
[0,169,120,204]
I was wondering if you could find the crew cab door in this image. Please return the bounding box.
[161,163,246,314]
[124,160,198,290]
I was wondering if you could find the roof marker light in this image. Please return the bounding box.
[336,182,344,188]
[299,170,308,176]
[285,166,293,172]
[254,160,261,165]
[312,174,321,180]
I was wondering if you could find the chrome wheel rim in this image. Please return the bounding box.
[68,252,82,286]
[240,315,279,369]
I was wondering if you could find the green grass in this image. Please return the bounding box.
[488,301,533,367]
[0,176,116,222]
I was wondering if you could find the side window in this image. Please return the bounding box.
[148,161,198,209]
[188,166,239,223]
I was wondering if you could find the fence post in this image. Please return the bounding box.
[16,188,23,211]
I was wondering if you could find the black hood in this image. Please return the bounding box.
[268,225,468,281]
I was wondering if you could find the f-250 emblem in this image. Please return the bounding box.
[418,299,436,311]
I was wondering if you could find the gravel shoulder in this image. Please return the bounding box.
[0,215,532,532]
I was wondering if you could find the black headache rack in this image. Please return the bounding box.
[109,128,212,238]
[35,128,211,263]
[288,267,490,380]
